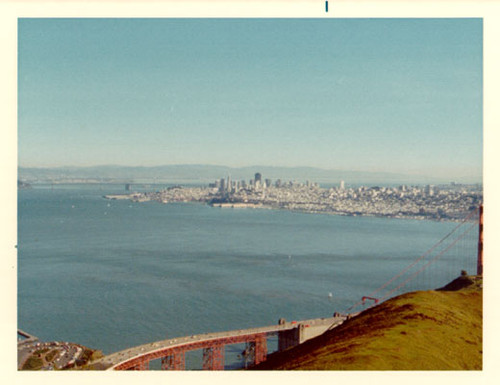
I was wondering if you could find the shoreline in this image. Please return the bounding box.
[213,203,468,223]
[103,194,471,223]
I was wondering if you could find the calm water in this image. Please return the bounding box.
[18,185,461,366]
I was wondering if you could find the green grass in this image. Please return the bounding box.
[253,276,482,370]
[22,356,44,371]
[20,345,104,371]
[79,348,103,364]
[70,349,105,370]
[45,349,58,362]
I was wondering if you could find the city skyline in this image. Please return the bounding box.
[18,18,482,181]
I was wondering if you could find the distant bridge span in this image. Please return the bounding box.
[92,315,348,370]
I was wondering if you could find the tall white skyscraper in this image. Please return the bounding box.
[340,180,345,190]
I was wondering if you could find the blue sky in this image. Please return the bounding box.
[18,18,482,180]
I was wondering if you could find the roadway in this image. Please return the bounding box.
[92,315,347,370]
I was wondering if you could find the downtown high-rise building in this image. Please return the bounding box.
[254,173,262,189]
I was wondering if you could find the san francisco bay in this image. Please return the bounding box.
[18,184,464,363]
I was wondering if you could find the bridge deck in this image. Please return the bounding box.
[93,316,347,370]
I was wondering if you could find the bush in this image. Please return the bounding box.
[45,349,58,362]
[22,356,43,370]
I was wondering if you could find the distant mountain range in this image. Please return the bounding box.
[18,164,480,186]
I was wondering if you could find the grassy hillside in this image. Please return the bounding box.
[253,276,482,370]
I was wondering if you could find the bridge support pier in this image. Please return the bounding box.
[278,327,300,352]
[243,334,268,367]
[254,335,267,365]
[161,350,185,370]
[202,344,225,370]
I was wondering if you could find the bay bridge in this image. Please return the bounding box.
[91,205,483,370]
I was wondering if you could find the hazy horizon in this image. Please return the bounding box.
[18,163,481,185]
[18,18,482,182]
